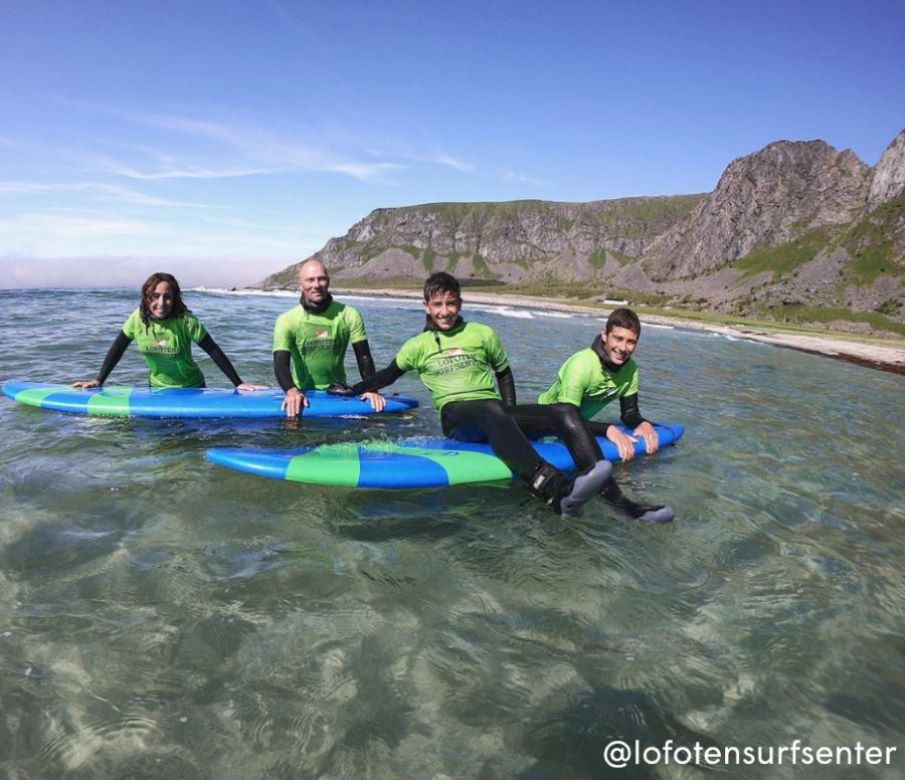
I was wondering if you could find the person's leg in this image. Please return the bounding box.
[442,399,611,517]
[512,403,602,468]
[584,418,675,524]
[512,406,674,524]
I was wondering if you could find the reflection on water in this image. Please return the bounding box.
[1,289,904,777]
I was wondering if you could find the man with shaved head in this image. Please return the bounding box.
[273,258,385,416]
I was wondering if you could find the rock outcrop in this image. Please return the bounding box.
[641,140,873,280]
[868,129,905,209]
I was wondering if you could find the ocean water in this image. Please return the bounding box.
[1,287,904,778]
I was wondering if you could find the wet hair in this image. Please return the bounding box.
[423,271,461,301]
[605,307,641,336]
[139,272,189,327]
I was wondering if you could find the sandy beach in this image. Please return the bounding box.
[334,287,905,376]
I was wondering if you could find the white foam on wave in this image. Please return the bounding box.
[190,287,297,298]
[336,294,422,308]
[192,287,594,322]
[536,310,576,319]
[470,304,534,320]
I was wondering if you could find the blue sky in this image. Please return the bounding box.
[2,0,903,288]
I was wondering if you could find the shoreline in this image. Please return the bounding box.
[332,287,905,376]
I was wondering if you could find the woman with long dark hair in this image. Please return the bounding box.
[72,272,263,390]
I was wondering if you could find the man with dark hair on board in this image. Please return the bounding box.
[273,259,385,417]
[331,271,612,518]
[528,307,675,523]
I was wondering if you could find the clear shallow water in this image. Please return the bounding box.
[1,288,904,778]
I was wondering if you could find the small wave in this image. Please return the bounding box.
[470,304,534,320]
[190,287,296,298]
[536,311,575,319]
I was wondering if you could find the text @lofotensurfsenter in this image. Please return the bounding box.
[602,739,897,769]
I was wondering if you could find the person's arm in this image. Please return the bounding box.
[352,339,376,379]
[619,393,658,455]
[273,349,307,416]
[72,331,131,388]
[340,360,406,395]
[198,334,263,391]
[351,339,386,412]
[496,366,516,408]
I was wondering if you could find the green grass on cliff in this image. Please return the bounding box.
[756,304,905,337]
[263,265,300,287]
[734,229,831,279]
[839,195,904,285]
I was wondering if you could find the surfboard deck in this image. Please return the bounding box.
[206,423,685,487]
[1,381,418,419]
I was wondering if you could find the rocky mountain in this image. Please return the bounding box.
[258,128,905,333]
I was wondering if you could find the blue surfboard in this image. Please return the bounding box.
[2,381,418,419]
[206,423,685,488]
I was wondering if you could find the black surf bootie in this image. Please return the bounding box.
[629,504,675,524]
[599,480,675,524]
[530,460,614,518]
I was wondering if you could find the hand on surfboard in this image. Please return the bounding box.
[328,382,386,413]
[281,387,309,417]
[236,383,269,393]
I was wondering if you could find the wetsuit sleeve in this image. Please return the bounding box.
[350,360,406,395]
[496,366,516,408]
[619,393,648,429]
[352,339,376,379]
[95,331,132,384]
[273,350,296,393]
[198,334,243,387]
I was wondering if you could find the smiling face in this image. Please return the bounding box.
[299,260,330,305]
[148,281,175,319]
[423,291,462,330]
[601,325,639,366]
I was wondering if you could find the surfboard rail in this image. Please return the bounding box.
[1,380,418,419]
[206,423,685,488]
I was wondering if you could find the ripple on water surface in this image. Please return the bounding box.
[2,290,905,776]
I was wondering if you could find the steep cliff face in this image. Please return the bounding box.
[642,141,873,281]
[868,129,905,209]
[317,197,703,284]
[258,129,905,331]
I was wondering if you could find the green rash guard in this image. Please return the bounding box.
[395,320,510,411]
[122,309,208,388]
[538,347,639,419]
[272,300,367,390]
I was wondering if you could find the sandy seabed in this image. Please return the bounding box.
[334,287,905,376]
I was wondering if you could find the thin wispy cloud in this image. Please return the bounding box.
[433,154,475,173]
[0,212,152,239]
[185,232,310,251]
[0,179,219,208]
[364,146,476,174]
[1,251,277,289]
[103,163,271,181]
[54,98,425,183]
[96,104,405,182]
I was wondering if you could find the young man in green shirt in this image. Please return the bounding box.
[273,259,385,416]
[530,307,674,523]
[335,272,612,518]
